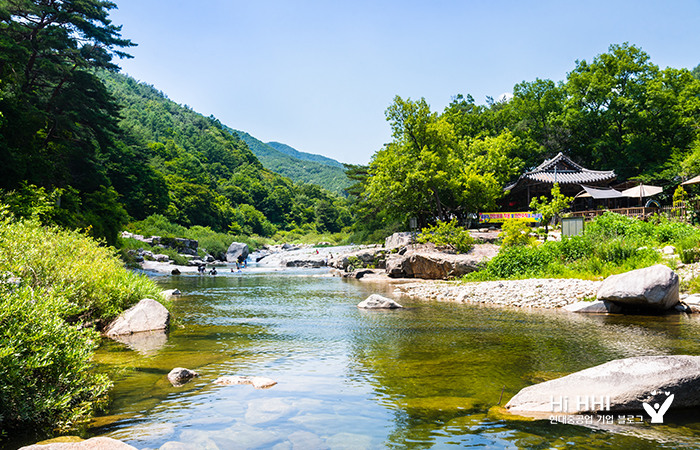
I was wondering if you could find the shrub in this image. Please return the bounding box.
[475,245,554,279]
[417,219,474,253]
[0,215,165,435]
[0,285,112,434]
[677,235,700,264]
[500,219,536,247]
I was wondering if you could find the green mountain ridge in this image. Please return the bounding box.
[265,141,345,169]
[231,130,350,195]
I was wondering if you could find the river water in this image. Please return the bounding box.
[90,267,700,449]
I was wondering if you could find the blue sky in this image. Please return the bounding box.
[108,0,700,165]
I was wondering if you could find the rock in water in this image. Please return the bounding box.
[596,264,679,310]
[505,355,700,416]
[357,294,403,309]
[168,367,199,386]
[214,376,277,389]
[563,300,622,313]
[226,241,250,263]
[104,298,170,336]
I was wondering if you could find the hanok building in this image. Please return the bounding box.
[503,152,617,211]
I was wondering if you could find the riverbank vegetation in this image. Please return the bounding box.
[0,209,166,437]
[467,212,700,281]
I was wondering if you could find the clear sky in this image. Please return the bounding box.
[108,0,700,166]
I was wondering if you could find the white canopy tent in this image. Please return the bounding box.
[620,184,663,198]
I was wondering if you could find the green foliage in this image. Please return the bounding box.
[0,285,112,434]
[468,212,690,281]
[363,96,522,230]
[673,185,689,206]
[1,218,166,323]
[500,219,536,247]
[529,183,573,235]
[676,235,700,264]
[234,131,350,195]
[0,215,165,435]
[417,219,475,253]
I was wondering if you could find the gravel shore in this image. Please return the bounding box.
[394,278,602,309]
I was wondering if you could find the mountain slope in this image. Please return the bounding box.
[232,130,350,195]
[266,141,344,169]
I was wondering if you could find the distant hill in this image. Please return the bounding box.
[232,130,350,195]
[266,141,344,169]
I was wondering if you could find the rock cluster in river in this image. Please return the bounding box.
[395,278,601,309]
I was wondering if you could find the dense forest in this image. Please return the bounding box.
[232,129,350,195]
[0,0,352,246]
[347,43,700,241]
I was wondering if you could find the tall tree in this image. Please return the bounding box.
[564,43,700,180]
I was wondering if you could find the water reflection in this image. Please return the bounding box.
[87,270,700,449]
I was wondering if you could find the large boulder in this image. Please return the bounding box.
[596,265,680,310]
[357,294,403,309]
[385,232,413,249]
[226,242,250,263]
[505,355,700,417]
[385,245,497,279]
[104,298,170,336]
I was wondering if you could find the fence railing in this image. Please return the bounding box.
[569,206,690,222]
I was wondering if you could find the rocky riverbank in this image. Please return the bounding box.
[394,278,602,309]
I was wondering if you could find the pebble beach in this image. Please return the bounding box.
[394,278,603,309]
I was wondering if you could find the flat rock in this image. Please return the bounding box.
[563,300,622,313]
[357,294,403,309]
[384,232,413,249]
[596,265,680,310]
[505,355,700,416]
[104,298,170,336]
[214,375,277,389]
[19,437,137,449]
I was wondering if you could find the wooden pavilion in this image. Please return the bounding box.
[503,152,617,211]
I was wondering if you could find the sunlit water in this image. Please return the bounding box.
[84,267,700,449]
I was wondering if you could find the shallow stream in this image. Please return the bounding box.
[90,267,700,449]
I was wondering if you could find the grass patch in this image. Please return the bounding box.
[467,212,695,282]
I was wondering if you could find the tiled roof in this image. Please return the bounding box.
[506,153,616,191]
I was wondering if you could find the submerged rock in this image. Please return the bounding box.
[357,294,403,309]
[505,355,700,416]
[597,265,679,310]
[214,375,277,389]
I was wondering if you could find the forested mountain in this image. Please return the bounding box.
[266,141,344,168]
[0,0,352,246]
[232,130,350,195]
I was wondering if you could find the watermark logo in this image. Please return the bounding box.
[550,395,610,413]
[642,391,674,424]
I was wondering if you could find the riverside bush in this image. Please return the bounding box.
[0,215,166,435]
[0,285,111,434]
[417,219,474,253]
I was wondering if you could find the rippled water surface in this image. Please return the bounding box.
[89,268,700,449]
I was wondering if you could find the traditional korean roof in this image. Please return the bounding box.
[505,152,616,192]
